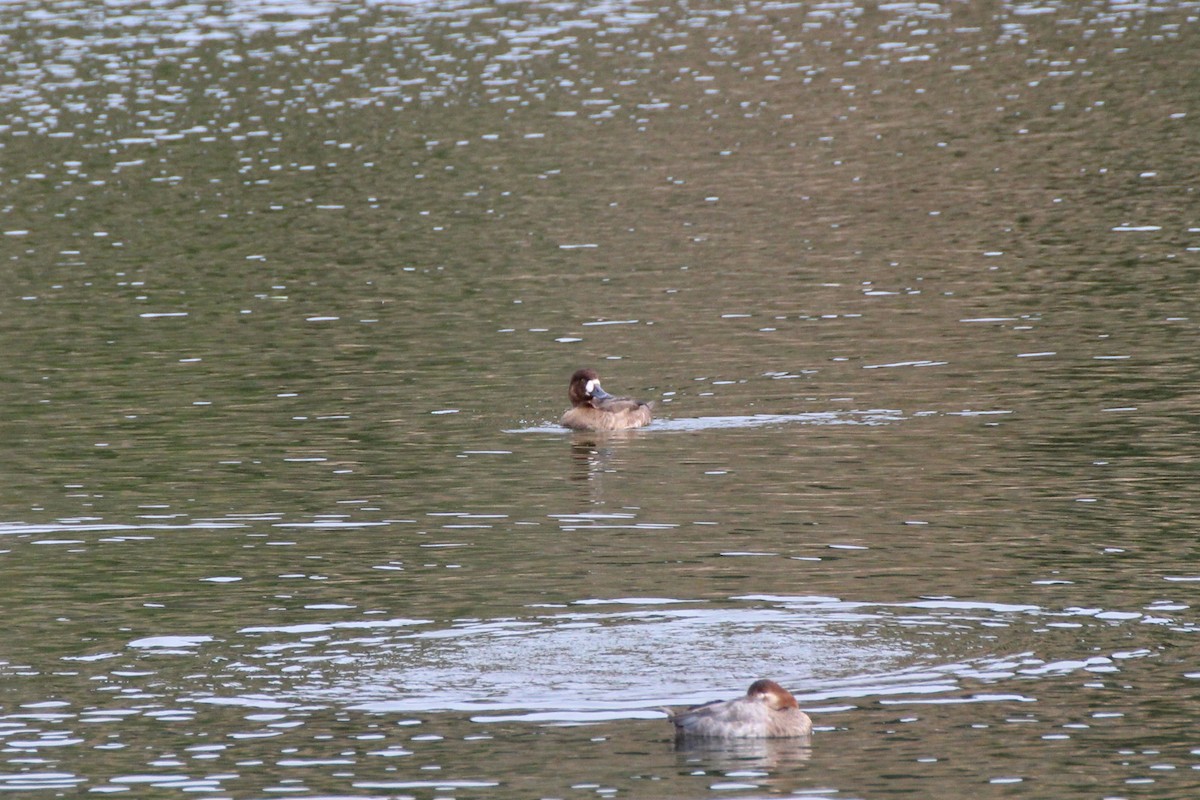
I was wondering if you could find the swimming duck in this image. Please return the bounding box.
[665,679,812,739]
[560,368,652,431]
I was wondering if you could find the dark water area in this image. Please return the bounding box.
[2,1,1200,797]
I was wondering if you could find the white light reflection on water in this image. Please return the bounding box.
[507,409,906,434]
[221,595,1169,724]
[0,520,245,536]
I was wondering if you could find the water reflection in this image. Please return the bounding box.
[674,735,813,770]
[568,429,637,484]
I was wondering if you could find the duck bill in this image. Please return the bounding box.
[590,385,613,401]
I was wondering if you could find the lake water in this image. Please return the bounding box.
[2,0,1199,797]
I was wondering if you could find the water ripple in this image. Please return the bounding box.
[508,409,904,434]
[197,595,1176,721]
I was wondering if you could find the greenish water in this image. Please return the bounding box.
[2,1,1199,797]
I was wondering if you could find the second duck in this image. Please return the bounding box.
[560,368,652,431]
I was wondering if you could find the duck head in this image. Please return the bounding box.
[747,679,800,711]
[568,368,613,407]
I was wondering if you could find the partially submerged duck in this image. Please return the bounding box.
[560,368,652,432]
[664,679,812,739]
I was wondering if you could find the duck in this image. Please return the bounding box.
[664,679,813,739]
[560,368,652,431]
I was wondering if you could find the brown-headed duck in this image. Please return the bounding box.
[560,368,652,432]
[664,679,813,739]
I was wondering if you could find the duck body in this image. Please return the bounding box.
[560,368,652,431]
[666,679,812,739]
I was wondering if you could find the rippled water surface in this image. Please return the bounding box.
[3,0,1200,797]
